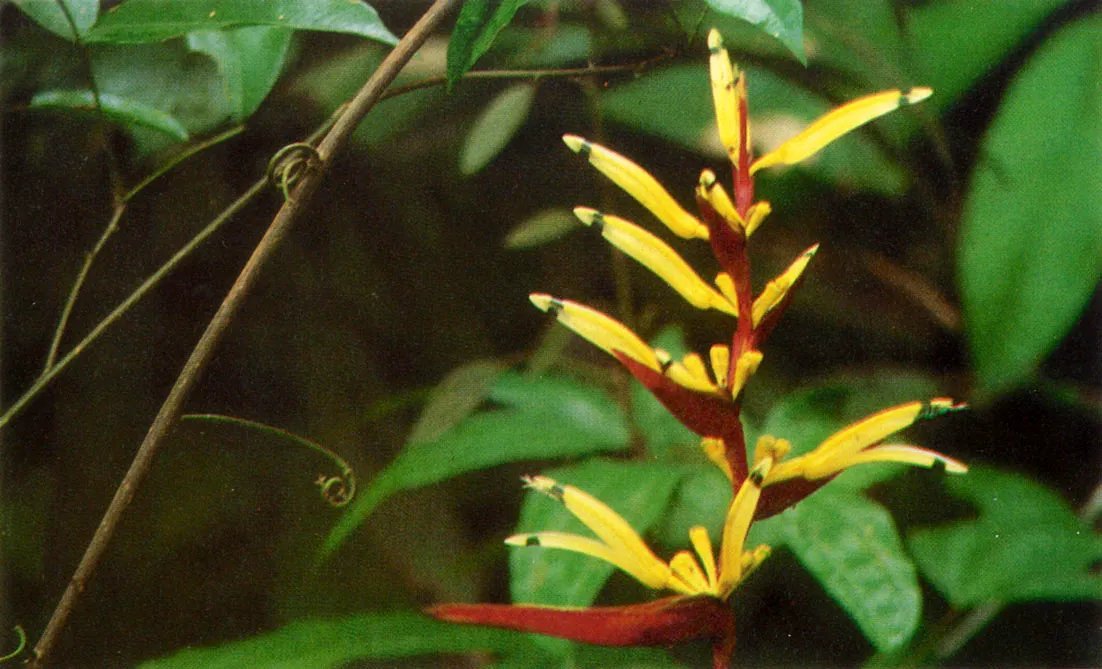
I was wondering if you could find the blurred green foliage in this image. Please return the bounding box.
[2,0,1097,667]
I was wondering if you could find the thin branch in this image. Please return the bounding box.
[28,1,462,665]
[41,126,245,371]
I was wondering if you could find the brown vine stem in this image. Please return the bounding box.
[27,0,462,665]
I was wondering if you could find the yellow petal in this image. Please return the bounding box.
[797,399,965,479]
[689,526,719,591]
[709,344,731,390]
[505,532,621,570]
[563,135,708,240]
[729,350,763,399]
[530,293,659,370]
[522,475,672,589]
[718,458,771,598]
[831,444,968,474]
[669,551,712,595]
[702,437,734,483]
[697,169,742,229]
[743,201,772,237]
[752,244,819,325]
[666,360,720,394]
[750,87,933,173]
[574,208,736,315]
[714,273,739,312]
[708,29,741,162]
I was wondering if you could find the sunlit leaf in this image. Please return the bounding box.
[12,0,98,40]
[138,612,542,668]
[958,17,1102,397]
[503,208,580,250]
[705,0,805,64]
[85,0,398,45]
[446,0,531,86]
[459,82,537,175]
[186,26,292,120]
[510,458,686,607]
[907,466,1102,607]
[29,90,189,140]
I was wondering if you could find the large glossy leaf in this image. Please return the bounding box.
[446,0,530,86]
[907,466,1102,607]
[958,17,1102,397]
[705,0,805,64]
[138,612,541,668]
[510,458,686,607]
[321,372,629,558]
[85,0,397,45]
[13,0,98,40]
[29,90,189,140]
[185,26,292,120]
[904,0,1071,111]
[761,489,923,652]
[459,82,537,175]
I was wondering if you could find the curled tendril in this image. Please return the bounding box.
[0,626,26,662]
[181,414,356,508]
[266,142,320,203]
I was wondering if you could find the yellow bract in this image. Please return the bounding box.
[563,135,708,240]
[751,87,933,173]
[529,294,660,371]
[574,207,736,315]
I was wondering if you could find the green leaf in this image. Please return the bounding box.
[408,359,509,445]
[759,371,947,490]
[654,464,730,550]
[459,82,537,175]
[138,611,541,668]
[765,489,922,652]
[705,0,805,64]
[488,370,630,446]
[13,0,98,40]
[510,458,685,607]
[907,466,1102,607]
[446,0,531,87]
[185,26,292,120]
[85,0,398,45]
[632,326,697,458]
[29,90,189,140]
[321,372,630,558]
[504,208,580,250]
[958,17,1102,397]
[904,0,1071,111]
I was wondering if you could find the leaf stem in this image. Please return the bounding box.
[27,1,463,664]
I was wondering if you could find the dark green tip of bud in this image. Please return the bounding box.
[525,536,541,547]
[709,45,722,55]
[577,141,592,158]
[930,458,947,474]
[547,298,564,316]
[591,211,606,232]
[749,469,765,486]
[549,483,566,502]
